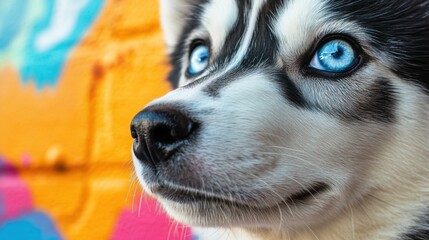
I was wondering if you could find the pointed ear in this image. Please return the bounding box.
[160,0,200,53]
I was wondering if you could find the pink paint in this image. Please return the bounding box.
[0,157,63,238]
[0,160,33,221]
[111,197,193,240]
[20,154,32,167]
[0,175,33,221]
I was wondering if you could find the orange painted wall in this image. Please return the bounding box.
[0,0,189,239]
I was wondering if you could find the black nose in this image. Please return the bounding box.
[130,106,196,166]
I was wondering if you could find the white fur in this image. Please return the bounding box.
[201,0,238,54]
[223,0,266,73]
[160,0,198,52]
[134,0,429,239]
[274,0,328,58]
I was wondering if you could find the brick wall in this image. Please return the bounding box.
[0,0,191,239]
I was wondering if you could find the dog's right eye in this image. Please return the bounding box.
[187,43,209,76]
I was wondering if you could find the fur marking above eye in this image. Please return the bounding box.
[187,44,210,76]
[309,39,358,73]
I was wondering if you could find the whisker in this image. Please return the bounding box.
[246,172,295,228]
[132,183,138,214]
[174,220,180,239]
[349,204,356,240]
[266,145,311,155]
[126,174,137,203]
[260,151,342,187]
[138,191,144,217]
[180,223,185,240]
[304,223,321,240]
[167,218,174,240]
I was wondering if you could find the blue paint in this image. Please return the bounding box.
[0,1,28,50]
[192,235,200,240]
[0,211,62,240]
[20,0,105,89]
[0,194,4,217]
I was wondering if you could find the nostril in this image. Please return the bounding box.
[130,126,138,140]
[151,118,194,145]
[152,125,176,144]
[170,113,194,140]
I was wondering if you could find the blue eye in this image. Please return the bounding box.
[309,39,358,73]
[187,44,209,75]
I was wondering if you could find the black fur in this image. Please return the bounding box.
[328,0,429,92]
[203,69,244,97]
[402,210,429,240]
[271,70,308,108]
[213,0,251,69]
[240,0,283,68]
[342,78,397,123]
[167,0,209,88]
[166,0,421,123]
[203,66,308,108]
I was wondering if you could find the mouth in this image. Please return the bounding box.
[153,181,329,208]
[153,183,244,205]
[286,182,329,203]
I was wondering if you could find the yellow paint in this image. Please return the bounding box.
[0,0,171,239]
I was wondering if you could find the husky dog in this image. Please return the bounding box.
[131,0,429,239]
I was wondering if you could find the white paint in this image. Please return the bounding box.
[35,0,88,52]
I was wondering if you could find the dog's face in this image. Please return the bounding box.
[131,0,429,230]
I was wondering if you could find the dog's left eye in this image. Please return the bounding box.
[187,43,210,76]
[309,39,358,73]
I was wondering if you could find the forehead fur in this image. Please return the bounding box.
[200,0,239,53]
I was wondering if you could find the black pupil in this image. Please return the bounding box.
[332,46,344,59]
[199,55,208,61]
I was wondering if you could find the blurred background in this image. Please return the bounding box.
[0,0,192,239]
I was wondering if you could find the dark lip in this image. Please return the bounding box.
[153,183,244,205]
[285,182,329,203]
[152,182,329,208]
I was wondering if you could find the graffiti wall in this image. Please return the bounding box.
[0,0,192,239]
